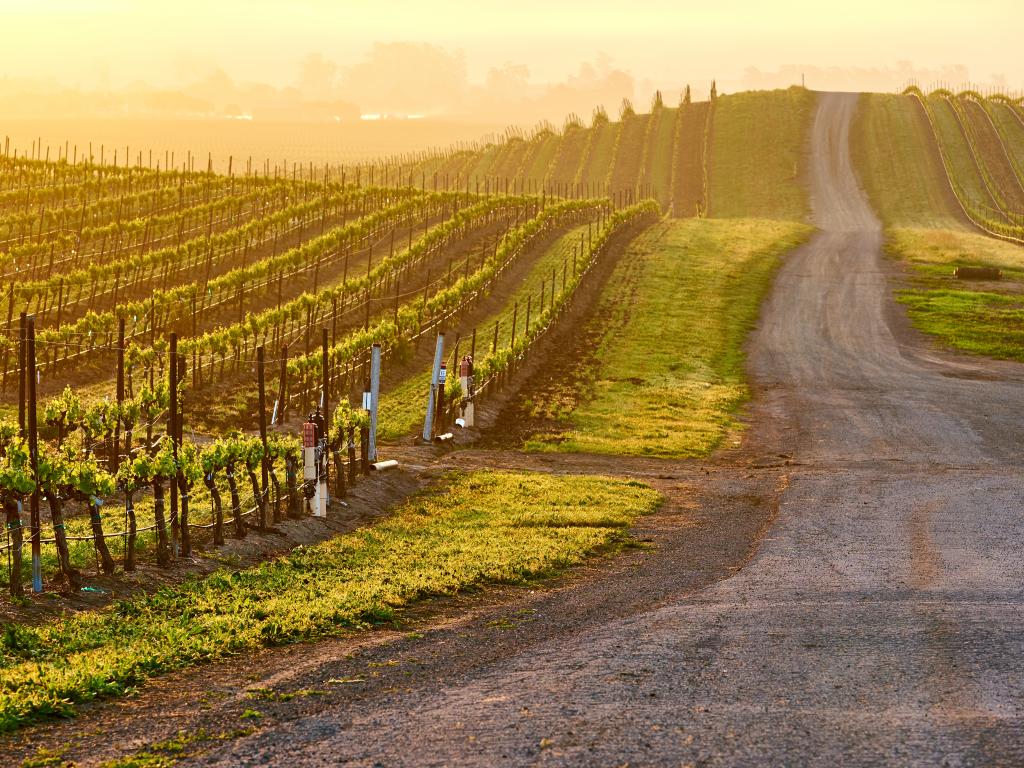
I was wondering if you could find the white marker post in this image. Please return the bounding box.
[422,333,445,442]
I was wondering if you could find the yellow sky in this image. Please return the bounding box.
[0,0,1019,93]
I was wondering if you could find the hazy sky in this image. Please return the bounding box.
[1,0,1019,93]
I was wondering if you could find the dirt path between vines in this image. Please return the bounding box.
[6,92,1024,766]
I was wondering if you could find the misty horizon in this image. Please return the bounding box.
[0,55,1012,127]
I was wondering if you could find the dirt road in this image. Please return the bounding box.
[8,92,1022,766]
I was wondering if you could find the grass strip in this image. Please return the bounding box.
[525,218,812,457]
[889,226,1024,361]
[0,470,660,732]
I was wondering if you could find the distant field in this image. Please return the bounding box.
[672,101,709,218]
[851,93,963,229]
[643,106,679,210]
[546,125,590,187]
[1,117,505,172]
[578,121,621,190]
[928,96,1003,218]
[607,113,650,198]
[707,87,815,221]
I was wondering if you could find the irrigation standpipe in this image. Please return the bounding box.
[368,343,381,463]
[422,333,446,442]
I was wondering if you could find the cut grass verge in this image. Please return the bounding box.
[525,218,812,457]
[0,470,660,732]
[889,227,1024,361]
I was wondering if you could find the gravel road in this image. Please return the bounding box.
[175,92,1024,766]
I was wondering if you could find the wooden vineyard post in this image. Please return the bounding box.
[177,348,191,558]
[18,313,26,433]
[55,279,64,330]
[321,328,329,426]
[511,302,518,352]
[273,342,289,424]
[331,295,339,347]
[347,425,357,484]
[115,318,125,463]
[393,278,401,329]
[27,317,42,593]
[1,284,13,394]
[168,333,181,556]
[257,346,269,531]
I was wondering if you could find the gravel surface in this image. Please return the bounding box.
[179,92,1024,766]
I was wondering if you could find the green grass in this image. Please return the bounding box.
[889,226,1024,360]
[377,223,593,440]
[525,218,812,457]
[851,93,964,229]
[0,470,660,732]
[707,87,815,221]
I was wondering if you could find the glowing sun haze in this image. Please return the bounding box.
[2,0,1018,86]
